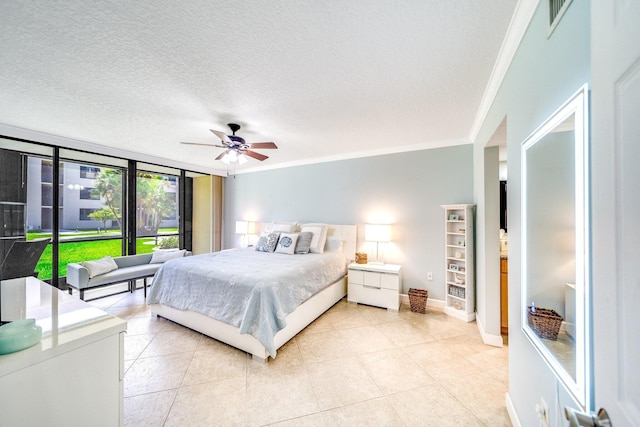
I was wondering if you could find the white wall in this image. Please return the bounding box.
[223,145,473,300]
[473,1,590,425]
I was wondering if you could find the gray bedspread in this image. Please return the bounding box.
[147,248,347,357]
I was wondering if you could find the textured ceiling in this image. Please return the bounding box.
[0,1,517,174]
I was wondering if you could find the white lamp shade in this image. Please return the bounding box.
[236,220,256,234]
[365,224,391,242]
[235,220,248,234]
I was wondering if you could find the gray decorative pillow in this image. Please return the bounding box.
[295,231,314,254]
[255,232,280,252]
[300,223,328,253]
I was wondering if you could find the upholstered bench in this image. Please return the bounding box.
[66,250,190,301]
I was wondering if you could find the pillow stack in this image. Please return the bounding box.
[254,222,334,255]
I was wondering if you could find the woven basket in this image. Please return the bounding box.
[527,306,563,340]
[408,288,429,314]
[355,253,368,264]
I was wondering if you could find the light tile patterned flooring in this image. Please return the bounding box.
[90,291,511,426]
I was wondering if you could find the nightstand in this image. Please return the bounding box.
[347,263,402,311]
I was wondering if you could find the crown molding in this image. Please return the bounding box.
[469,0,540,143]
[231,137,472,175]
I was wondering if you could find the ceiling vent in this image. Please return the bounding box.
[548,0,573,36]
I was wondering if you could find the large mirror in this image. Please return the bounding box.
[521,85,590,407]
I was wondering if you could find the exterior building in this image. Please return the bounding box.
[26,157,178,232]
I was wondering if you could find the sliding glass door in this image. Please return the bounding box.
[1,138,201,290]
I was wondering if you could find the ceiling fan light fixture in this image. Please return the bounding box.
[181,122,277,165]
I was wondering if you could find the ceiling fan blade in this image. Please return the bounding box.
[244,150,269,161]
[215,150,229,161]
[248,142,278,149]
[210,129,232,144]
[181,141,226,148]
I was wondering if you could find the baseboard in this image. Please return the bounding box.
[400,294,445,309]
[476,314,504,347]
[505,392,522,427]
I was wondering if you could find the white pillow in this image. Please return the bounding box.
[300,223,328,254]
[150,249,187,264]
[269,222,297,233]
[325,236,344,252]
[275,232,299,255]
[81,256,118,278]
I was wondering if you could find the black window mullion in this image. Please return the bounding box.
[121,167,128,256]
[51,148,59,288]
[127,160,136,255]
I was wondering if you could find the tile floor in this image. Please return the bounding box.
[90,291,511,426]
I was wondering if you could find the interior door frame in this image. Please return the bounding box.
[591,1,640,424]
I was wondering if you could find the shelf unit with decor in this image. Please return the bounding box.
[441,204,475,322]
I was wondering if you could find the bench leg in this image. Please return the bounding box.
[80,289,85,301]
[144,278,147,298]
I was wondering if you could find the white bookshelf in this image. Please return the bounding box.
[441,204,476,322]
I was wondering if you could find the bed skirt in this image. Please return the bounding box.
[149,276,347,362]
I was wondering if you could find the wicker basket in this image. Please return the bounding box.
[527,306,563,340]
[355,253,368,264]
[408,288,429,314]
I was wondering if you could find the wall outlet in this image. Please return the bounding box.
[427,272,433,281]
[535,397,549,427]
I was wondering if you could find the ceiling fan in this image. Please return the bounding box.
[180,123,278,164]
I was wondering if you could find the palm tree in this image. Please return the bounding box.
[91,169,123,230]
[92,169,176,236]
[136,173,176,236]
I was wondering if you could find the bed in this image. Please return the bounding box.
[148,224,357,362]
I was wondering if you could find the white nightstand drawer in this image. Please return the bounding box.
[348,283,400,311]
[363,271,380,288]
[379,273,400,291]
[348,269,364,285]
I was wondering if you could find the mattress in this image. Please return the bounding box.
[147,247,347,357]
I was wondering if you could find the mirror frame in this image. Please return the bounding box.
[521,84,591,407]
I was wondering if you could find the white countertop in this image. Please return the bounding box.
[0,277,127,376]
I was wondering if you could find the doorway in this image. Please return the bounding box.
[483,118,507,343]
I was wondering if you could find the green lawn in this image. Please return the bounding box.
[28,229,179,280]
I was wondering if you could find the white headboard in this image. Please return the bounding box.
[326,224,357,261]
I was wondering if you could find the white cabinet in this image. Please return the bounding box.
[348,263,402,311]
[0,277,127,426]
[442,204,476,322]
